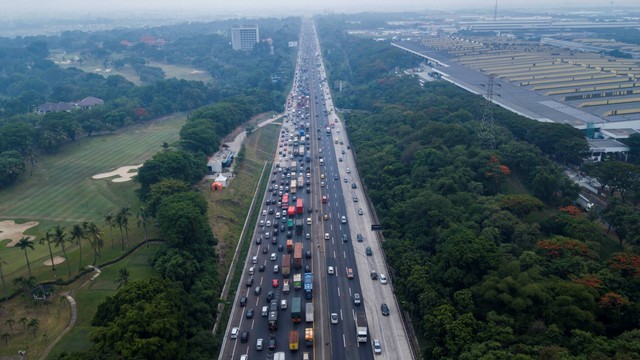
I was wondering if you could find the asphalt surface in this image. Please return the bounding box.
[219,20,413,360]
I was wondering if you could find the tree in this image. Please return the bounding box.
[83,222,103,264]
[0,256,7,300]
[137,206,151,248]
[116,207,131,251]
[70,224,85,272]
[1,332,10,345]
[104,213,115,248]
[19,317,27,330]
[27,318,40,338]
[5,318,15,331]
[15,237,35,276]
[39,230,57,276]
[115,268,130,289]
[52,225,71,277]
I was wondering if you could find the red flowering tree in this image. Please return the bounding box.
[599,292,629,308]
[608,253,640,278]
[571,274,602,289]
[559,205,581,218]
[537,236,593,259]
[485,155,511,193]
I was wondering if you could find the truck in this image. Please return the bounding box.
[577,194,594,211]
[290,160,297,171]
[274,352,286,360]
[291,297,302,323]
[287,219,294,230]
[293,242,303,269]
[296,199,304,214]
[305,328,313,347]
[295,218,304,235]
[293,274,302,290]
[305,302,314,323]
[356,311,368,343]
[282,193,289,209]
[287,239,294,252]
[282,254,291,277]
[298,145,305,158]
[288,206,296,217]
[289,330,299,351]
[297,175,304,188]
[283,278,290,293]
[290,179,297,193]
[304,273,313,299]
[299,129,305,137]
[268,310,278,331]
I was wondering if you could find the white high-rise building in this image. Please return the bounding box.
[231,25,259,51]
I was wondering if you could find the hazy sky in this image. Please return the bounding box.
[2,0,637,18]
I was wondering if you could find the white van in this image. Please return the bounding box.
[281,299,288,310]
[307,217,312,225]
[249,266,255,275]
[252,256,258,264]
[262,305,269,316]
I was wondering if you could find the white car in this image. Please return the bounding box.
[373,339,382,355]
[270,253,277,261]
[328,266,334,275]
[380,274,388,285]
[230,327,239,339]
[324,233,330,240]
[341,216,346,224]
[330,313,338,324]
[346,168,351,173]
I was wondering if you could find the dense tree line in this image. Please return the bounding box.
[316,14,640,359]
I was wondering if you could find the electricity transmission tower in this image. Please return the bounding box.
[478,73,497,150]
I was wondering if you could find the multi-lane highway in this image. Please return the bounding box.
[219,19,413,360]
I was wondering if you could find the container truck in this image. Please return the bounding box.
[305,302,314,323]
[290,179,297,193]
[283,279,290,293]
[282,254,291,277]
[287,219,294,230]
[287,239,294,252]
[298,145,305,158]
[293,242,303,269]
[291,297,302,323]
[356,312,368,343]
[305,328,313,347]
[288,206,296,217]
[296,199,304,214]
[297,175,304,188]
[293,274,302,290]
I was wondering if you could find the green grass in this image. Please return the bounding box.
[0,115,183,293]
[45,243,160,358]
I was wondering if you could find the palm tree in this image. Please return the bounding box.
[83,222,102,264]
[70,224,85,272]
[0,256,7,300]
[15,237,34,276]
[116,207,130,251]
[27,318,39,338]
[52,225,71,277]
[18,317,27,330]
[39,231,57,276]
[115,267,130,289]
[4,318,15,331]
[12,276,37,295]
[24,147,37,176]
[1,332,10,345]
[137,206,151,248]
[104,212,115,248]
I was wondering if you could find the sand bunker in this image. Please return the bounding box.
[190,70,205,74]
[0,220,38,247]
[92,164,142,183]
[43,256,66,266]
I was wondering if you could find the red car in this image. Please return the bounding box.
[322,195,327,204]
[272,279,279,288]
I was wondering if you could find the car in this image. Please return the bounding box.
[373,339,382,354]
[263,246,269,254]
[307,207,313,213]
[278,243,284,251]
[256,237,262,245]
[341,216,347,224]
[270,253,277,261]
[380,274,388,285]
[241,331,249,343]
[265,200,271,205]
[354,293,361,305]
[240,296,247,307]
[254,285,262,295]
[305,233,311,240]
[265,232,270,239]
[341,149,346,154]
[357,233,364,242]
[280,224,285,231]
[358,208,364,215]
[246,277,253,287]
[305,250,311,259]
[342,233,348,242]
[343,178,348,183]
[273,265,279,273]
[366,246,373,256]
[259,220,264,227]
[322,195,327,203]
[320,173,325,179]
[268,338,277,351]
[305,265,311,273]
[287,230,292,238]
[262,209,267,216]
[325,233,330,240]
[275,212,281,219]
[334,174,339,180]
[381,303,390,316]
[273,228,279,236]
[352,182,357,189]
[272,279,279,288]
[256,338,264,351]
[370,271,378,280]
[328,266,335,275]
[269,208,275,214]
[330,313,339,324]
[267,291,274,301]
[246,308,254,318]
[347,268,354,279]
[347,145,351,149]
[320,181,325,187]
[346,168,351,173]
[353,196,358,202]
[271,236,277,245]
[338,157,342,162]
[230,327,239,339]
[323,214,329,221]
[259,264,265,272]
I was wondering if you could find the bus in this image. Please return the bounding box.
[291,297,302,323]
[290,179,297,194]
[282,193,289,209]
